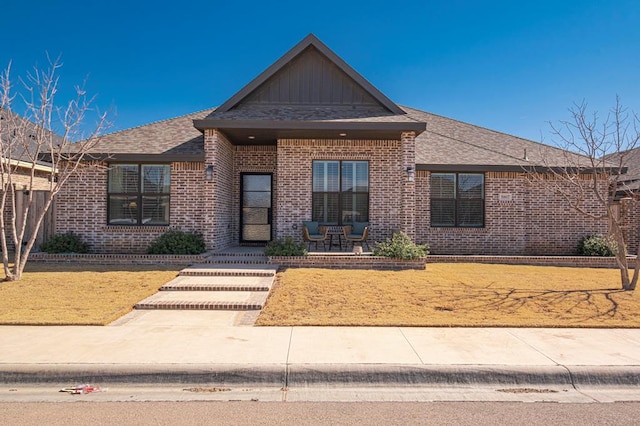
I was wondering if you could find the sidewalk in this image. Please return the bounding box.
[2,325,640,388]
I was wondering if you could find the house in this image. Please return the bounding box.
[605,147,640,254]
[0,107,55,191]
[55,34,608,255]
[0,108,58,249]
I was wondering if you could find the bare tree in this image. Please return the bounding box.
[0,57,110,281]
[531,97,640,290]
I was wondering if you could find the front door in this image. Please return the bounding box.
[240,173,272,243]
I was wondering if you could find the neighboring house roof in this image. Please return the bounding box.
[605,148,640,193]
[0,107,57,168]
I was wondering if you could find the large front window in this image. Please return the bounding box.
[430,173,484,227]
[107,164,170,225]
[312,160,369,225]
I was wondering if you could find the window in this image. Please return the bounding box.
[107,164,170,225]
[312,160,369,225]
[430,173,484,227]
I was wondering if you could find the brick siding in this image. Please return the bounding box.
[416,171,608,255]
[56,161,207,253]
[620,197,640,255]
[275,138,407,243]
[204,129,234,250]
[55,138,613,256]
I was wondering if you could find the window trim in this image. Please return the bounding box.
[107,163,171,226]
[430,172,485,228]
[312,160,370,226]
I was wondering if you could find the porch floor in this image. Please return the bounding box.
[211,245,370,256]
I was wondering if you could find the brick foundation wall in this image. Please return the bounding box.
[415,171,608,255]
[275,138,406,243]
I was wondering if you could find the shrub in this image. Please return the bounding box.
[40,232,89,254]
[147,230,206,255]
[372,231,429,260]
[264,237,308,256]
[578,234,617,257]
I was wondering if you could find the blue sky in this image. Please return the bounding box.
[2,0,639,142]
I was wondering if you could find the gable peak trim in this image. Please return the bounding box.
[215,34,405,115]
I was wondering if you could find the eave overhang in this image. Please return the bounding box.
[418,164,627,174]
[75,153,205,162]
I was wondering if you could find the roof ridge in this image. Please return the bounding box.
[105,107,216,136]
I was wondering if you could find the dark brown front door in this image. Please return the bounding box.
[240,173,272,243]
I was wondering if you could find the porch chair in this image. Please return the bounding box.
[343,221,370,251]
[302,221,328,251]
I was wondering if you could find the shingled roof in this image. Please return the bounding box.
[406,107,592,171]
[0,107,58,167]
[83,108,213,161]
[83,102,592,171]
[81,34,596,171]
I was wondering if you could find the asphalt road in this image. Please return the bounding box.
[1,401,639,425]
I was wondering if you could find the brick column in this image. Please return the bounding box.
[203,129,234,250]
[400,131,416,240]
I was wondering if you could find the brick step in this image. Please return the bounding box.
[209,251,266,257]
[203,256,270,264]
[160,275,274,292]
[134,290,268,311]
[160,284,270,292]
[179,264,278,278]
[179,270,275,277]
[134,301,263,311]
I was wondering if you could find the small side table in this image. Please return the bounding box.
[324,226,344,251]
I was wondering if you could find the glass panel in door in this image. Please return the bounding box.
[241,174,272,242]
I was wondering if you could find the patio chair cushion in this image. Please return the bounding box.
[303,221,319,234]
[352,221,369,235]
[346,233,364,240]
[308,234,325,239]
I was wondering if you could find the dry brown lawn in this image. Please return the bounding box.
[256,263,640,327]
[0,263,184,325]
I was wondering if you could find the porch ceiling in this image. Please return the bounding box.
[194,119,426,144]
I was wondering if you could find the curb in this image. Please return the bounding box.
[0,364,286,386]
[2,364,640,388]
[286,365,574,387]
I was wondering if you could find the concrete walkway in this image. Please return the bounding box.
[2,325,640,391]
[118,249,278,326]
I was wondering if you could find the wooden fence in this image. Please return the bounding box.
[4,190,56,250]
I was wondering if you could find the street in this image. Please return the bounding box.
[2,401,639,425]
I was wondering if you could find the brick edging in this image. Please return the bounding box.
[26,252,628,269]
[427,255,624,268]
[268,255,427,270]
[28,253,205,264]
